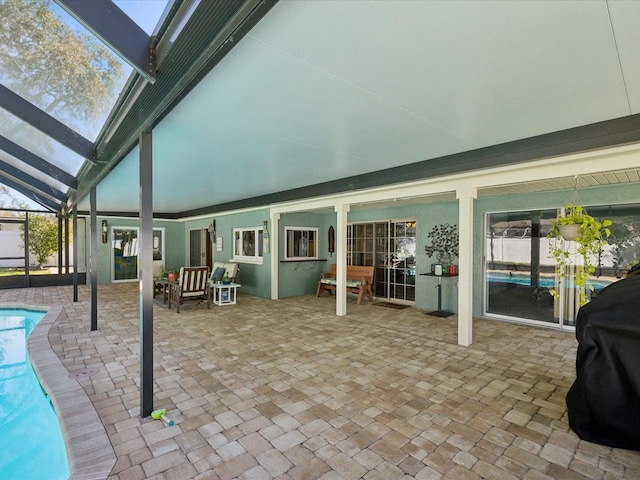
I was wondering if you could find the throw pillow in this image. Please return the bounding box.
[211,266,226,280]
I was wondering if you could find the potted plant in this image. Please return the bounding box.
[424,223,459,265]
[165,269,180,282]
[547,203,611,305]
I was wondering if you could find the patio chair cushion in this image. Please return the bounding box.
[212,262,239,283]
[153,260,165,279]
[211,266,226,281]
[319,278,363,288]
[178,266,210,297]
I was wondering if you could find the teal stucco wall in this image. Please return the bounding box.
[277,211,331,298]
[185,209,272,298]
[87,182,640,319]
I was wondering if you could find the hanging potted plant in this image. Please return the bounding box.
[547,203,611,305]
[424,223,459,265]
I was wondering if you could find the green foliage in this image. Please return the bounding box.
[0,0,124,138]
[607,219,640,275]
[21,214,59,268]
[424,223,459,261]
[547,204,612,306]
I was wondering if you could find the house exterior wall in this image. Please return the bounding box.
[184,209,272,298]
[277,211,330,298]
[83,217,184,284]
[83,170,640,326]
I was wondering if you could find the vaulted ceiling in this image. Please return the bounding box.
[3,1,640,217]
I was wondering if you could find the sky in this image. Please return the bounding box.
[0,0,170,211]
[113,0,170,35]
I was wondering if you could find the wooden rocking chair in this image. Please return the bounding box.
[169,266,210,312]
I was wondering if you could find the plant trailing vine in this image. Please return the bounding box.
[547,203,611,306]
[424,223,459,262]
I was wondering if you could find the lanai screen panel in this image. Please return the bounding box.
[0,0,168,208]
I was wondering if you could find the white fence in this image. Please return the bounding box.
[486,236,616,269]
[0,230,71,268]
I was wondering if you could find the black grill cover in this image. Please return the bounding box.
[566,274,640,450]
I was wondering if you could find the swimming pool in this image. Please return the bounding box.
[487,271,613,290]
[0,308,70,480]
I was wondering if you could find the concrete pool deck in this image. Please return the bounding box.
[3,283,640,479]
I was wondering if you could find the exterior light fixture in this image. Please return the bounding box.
[262,220,269,254]
[208,220,216,242]
[101,220,108,244]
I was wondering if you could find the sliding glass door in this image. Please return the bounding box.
[347,220,416,303]
[485,204,640,328]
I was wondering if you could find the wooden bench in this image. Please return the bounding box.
[316,264,374,305]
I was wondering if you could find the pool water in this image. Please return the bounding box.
[487,271,613,290]
[0,309,70,480]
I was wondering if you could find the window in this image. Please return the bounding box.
[233,227,263,264]
[285,227,318,260]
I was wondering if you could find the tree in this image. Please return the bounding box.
[21,214,59,268]
[0,185,29,212]
[0,0,124,141]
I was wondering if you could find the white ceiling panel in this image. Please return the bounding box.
[250,1,628,141]
[80,1,640,214]
[607,1,640,113]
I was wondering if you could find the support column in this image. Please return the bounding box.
[531,213,541,289]
[57,216,63,275]
[457,187,477,346]
[139,130,154,418]
[90,186,98,331]
[24,212,29,288]
[335,204,350,316]
[65,215,70,274]
[73,206,78,302]
[270,212,280,300]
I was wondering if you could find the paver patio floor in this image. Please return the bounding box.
[2,283,640,479]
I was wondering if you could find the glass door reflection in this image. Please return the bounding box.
[112,228,139,282]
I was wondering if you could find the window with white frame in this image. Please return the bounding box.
[285,226,318,260]
[233,226,263,264]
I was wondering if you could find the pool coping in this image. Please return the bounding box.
[14,304,117,480]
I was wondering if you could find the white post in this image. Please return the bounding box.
[335,204,350,316]
[457,186,477,346]
[270,212,280,300]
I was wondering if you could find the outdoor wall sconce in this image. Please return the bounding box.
[208,219,216,242]
[262,220,270,254]
[101,220,108,244]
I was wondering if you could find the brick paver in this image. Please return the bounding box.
[3,283,640,479]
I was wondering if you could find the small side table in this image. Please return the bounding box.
[420,272,458,317]
[166,280,179,308]
[209,282,240,306]
[154,278,171,304]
